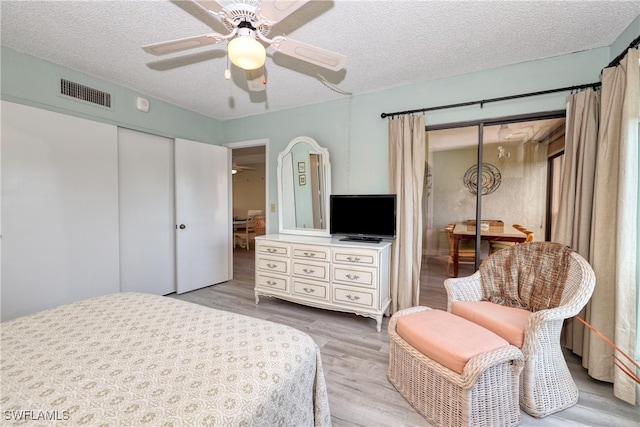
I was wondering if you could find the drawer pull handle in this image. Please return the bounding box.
[303,252,316,257]
[303,287,315,294]
[302,268,315,274]
[267,248,277,253]
[346,256,361,263]
[266,280,277,286]
[266,263,277,269]
[345,294,360,301]
[345,274,360,281]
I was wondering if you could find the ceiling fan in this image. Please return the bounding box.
[142,0,347,91]
[232,163,256,174]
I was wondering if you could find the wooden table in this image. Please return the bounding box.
[452,223,527,277]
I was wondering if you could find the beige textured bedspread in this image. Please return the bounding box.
[0,292,331,426]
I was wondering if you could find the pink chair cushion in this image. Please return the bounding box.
[451,301,531,348]
[396,309,509,374]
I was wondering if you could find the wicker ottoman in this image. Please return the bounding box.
[388,306,524,427]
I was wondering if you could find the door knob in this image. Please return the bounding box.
[179,224,186,229]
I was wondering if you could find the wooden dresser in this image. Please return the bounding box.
[254,234,392,331]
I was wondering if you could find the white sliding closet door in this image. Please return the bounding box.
[175,138,230,293]
[118,128,175,295]
[1,101,120,321]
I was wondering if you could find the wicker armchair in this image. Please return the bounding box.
[444,242,596,418]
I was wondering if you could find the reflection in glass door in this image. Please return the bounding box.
[420,115,565,308]
[479,121,561,249]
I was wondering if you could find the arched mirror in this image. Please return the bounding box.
[277,136,331,237]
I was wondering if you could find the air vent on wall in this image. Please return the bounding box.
[60,79,111,108]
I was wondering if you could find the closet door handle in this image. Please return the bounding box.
[179,224,186,229]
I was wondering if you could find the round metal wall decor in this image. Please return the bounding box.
[463,163,502,195]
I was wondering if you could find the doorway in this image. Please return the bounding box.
[225,139,269,253]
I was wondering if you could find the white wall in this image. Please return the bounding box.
[232,163,266,218]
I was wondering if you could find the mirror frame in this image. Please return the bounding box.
[277,136,331,237]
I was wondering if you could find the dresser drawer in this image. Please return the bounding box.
[333,249,378,266]
[256,257,289,274]
[292,245,330,261]
[292,279,329,301]
[254,236,391,331]
[293,259,329,282]
[256,241,289,257]
[256,273,288,292]
[333,286,375,309]
[332,266,376,288]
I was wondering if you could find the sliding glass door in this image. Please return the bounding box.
[420,113,565,307]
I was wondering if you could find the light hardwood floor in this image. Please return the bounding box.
[170,249,639,427]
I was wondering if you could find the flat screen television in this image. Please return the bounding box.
[330,194,397,242]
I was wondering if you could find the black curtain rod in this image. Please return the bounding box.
[381,33,640,119]
[380,82,600,119]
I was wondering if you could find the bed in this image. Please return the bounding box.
[0,292,331,426]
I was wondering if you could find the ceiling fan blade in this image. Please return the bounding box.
[142,32,228,56]
[246,68,266,92]
[193,0,226,15]
[232,163,257,172]
[258,0,310,24]
[271,37,346,71]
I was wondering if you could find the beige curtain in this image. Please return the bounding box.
[388,115,426,314]
[555,89,600,354]
[589,48,639,405]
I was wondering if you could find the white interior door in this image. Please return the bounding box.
[175,138,230,293]
[118,128,175,295]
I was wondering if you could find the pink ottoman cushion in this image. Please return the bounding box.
[396,309,509,374]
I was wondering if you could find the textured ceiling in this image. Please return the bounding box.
[1,1,639,121]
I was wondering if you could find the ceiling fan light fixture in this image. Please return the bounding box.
[228,35,266,70]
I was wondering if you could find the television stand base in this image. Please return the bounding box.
[340,236,382,243]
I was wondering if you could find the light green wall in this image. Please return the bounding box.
[610,15,639,63]
[1,47,222,144]
[224,47,611,231]
[3,15,637,237]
